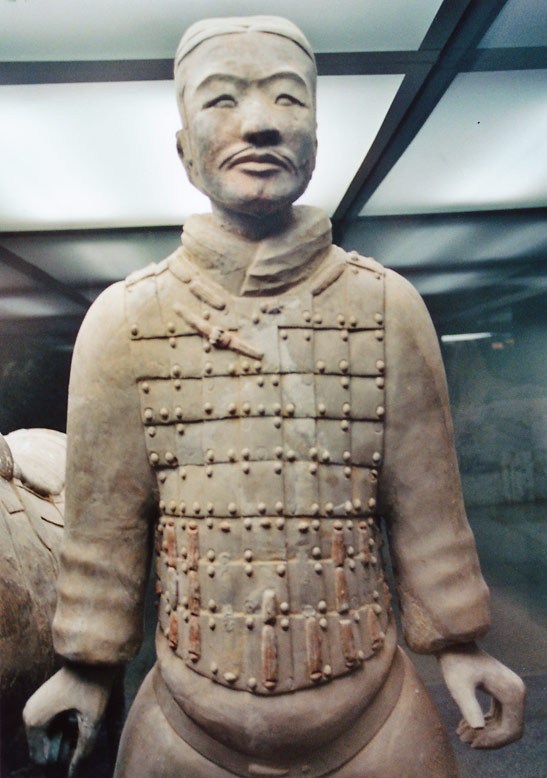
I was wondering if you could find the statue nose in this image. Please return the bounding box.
[241,99,281,146]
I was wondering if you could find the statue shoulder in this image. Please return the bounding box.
[344,248,385,276]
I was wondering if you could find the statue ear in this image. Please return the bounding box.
[176,129,193,169]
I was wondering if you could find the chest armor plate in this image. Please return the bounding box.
[125,246,391,694]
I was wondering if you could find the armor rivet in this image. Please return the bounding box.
[188,520,198,531]
[376,359,385,372]
[203,310,210,320]
[353,611,360,622]
[358,650,365,661]
[373,603,382,614]
[339,359,349,373]
[257,361,264,373]
[341,329,349,341]
[211,662,218,674]
[144,408,154,421]
[349,560,356,570]
[244,518,252,530]
[324,664,332,677]
[205,449,215,463]
[248,677,257,689]
[376,405,385,417]
[245,563,253,577]
[375,329,383,341]
[347,546,355,557]
[207,565,215,577]
[242,448,251,460]
[159,472,167,483]
[316,360,326,373]
[260,517,272,528]
[204,362,213,374]
[167,322,176,334]
[180,502,186,514]
[258,403,266,415]
[274,463,282,474]
[226,503,237,518]
[349,315,357,327]
[192,502,200,514]
[224,672,238,684]
[150,453,159,466]
[337,314,345,326]
[321,450,331,463]
[280,602,289,614]
[181,546,187,558]
[242,360,250,373]
[246,616,254,629]
[252,313,260,324]
[298,521,309,533]
[310,503,320,516]
[179,467,187,479]
[204,402,213,414]
[341,451,350,463]
[260,302,268,313]
[312,546,321,559]
[205,466,213,477]
[341,419,349,431]
[374,313,383,325]
[319,617,328,630]
[272,375,280,386]
[181,561,188,574]
[169,500,177,513]
[207,550,215,562]
[204,342,212,353]
[303,310,311,322]
[275,501,284,514]
[258,502,266,514]
[228,362,236,375]
[242,462,250,474]
[313,313,322,324]
[244,549,253,562]
[373,590,380,600]
[273,418,282,428]
[376,377,385,388]
[371,555,378,565]
[228,449,236,462]
[368,538,375,548]
[173,406,182,420]
[309,447,318,460]
[273,402,282,415]
[131,324,139,336]
[372,452,382,464]
[353,500,361,513]
[206,502,214,515]
[333,519,343,530]
[286,402,295,415]
[174,379,181,390]
[280,330,288,340]
[171,365,182,378]
[148,427,156,437]
[276,517,285,529]
[159,500,166,511]
[281,618,289,630]
[241,402,250,415]
[257,376,265,387]
[223,515,234,528]
[368,517,375,526]
[318,600,327,613]
[312,519,320,531]
[305,332,312,341]
[342,403,351,416]
[314,562,323,574]
[318,403,326,415]
[276,563,286,576]
[287,450,296,462]
[176,423,184,435]
[309,463,317,475]
[209,618,216,630]
[341,376,350,389]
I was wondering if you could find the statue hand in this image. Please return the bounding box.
[436,642,525,748]
[23,663,117,776]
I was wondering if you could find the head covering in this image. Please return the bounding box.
[174,15,316,76]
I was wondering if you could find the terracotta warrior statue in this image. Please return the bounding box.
[24,16,525,778]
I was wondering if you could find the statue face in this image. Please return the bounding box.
[176,32,317,217]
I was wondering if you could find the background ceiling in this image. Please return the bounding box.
[0,0,546,415]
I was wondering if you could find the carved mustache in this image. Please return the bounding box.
[220,147,296,173]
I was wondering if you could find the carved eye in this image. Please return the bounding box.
[205,94,237,108]
[276,93,305,107]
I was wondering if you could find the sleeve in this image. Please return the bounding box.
[52,282,158,665]
[379,269,490,653]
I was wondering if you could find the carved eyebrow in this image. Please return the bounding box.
[195,73,246,94]
[257,71,310,91]
[195,70,310,94]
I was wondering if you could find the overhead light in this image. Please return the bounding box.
[441,332,493,342]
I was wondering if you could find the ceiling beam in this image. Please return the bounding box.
[0,245,90,309]
[332,0,510,237]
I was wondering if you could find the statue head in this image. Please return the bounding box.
[174,16,318,224]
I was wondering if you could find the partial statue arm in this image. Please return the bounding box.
[379,268,524,747]
[24,281,158,773]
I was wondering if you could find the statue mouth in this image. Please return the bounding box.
[221,149,295,174]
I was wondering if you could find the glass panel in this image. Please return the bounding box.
[361,71,547,216]
[479,0,547,48]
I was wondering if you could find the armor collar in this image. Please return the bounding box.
[180,205,332,296]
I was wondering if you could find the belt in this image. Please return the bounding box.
[152,648,404,778]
